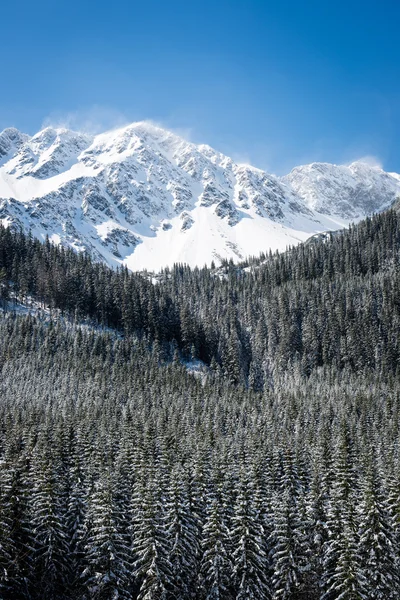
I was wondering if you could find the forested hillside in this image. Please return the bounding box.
[1,208,399,387]
[0,209,400,599]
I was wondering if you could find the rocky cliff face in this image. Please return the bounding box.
[1,121,399,270]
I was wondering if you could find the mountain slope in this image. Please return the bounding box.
[0,121,399,270]
[283,161,400,218]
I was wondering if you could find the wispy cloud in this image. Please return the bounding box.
[40,108,386,175]
[344,155,383,168]
[41,105,130,134]
[40,108,200,145]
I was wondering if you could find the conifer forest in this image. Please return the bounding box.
[0,208,400,599]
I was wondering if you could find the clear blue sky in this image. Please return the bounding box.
[2,0,399,174]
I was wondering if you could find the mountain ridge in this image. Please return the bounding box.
[1,121,399,270]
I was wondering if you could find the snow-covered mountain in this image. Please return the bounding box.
[283,161,400,219]
[0,122,399,270]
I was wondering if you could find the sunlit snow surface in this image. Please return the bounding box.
[0,122,399,271]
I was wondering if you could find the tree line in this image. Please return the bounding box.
[0,208,399,389]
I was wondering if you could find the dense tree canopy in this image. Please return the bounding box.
[0,208,400,598]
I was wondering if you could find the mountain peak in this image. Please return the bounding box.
[0,126,25,138]
[0,127,30,162]
[283,160,400,218]
[0,123,399,270]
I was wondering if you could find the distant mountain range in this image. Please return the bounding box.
[1,122,399,270]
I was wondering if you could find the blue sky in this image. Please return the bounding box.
[2,0,399,174]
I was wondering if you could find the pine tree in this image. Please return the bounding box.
[164,466,200,599]
[269,487,309,600]
[82,474,131,599]
[131,471,175,600]
[321,434,362,600]
[200,496,232,600]
[230,475,270,599]
[0,461,18,597]
[357,465,399,599]
[29,439,70,599]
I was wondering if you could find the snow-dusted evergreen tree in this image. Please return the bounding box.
[356,462,399,598]
[59,424,90,596]
[82,474,131,599]
[269,487,309,600]
[305,439,333,596]
[323,528,364,600]
[131,469,175,600]
[29,438,70,599]
[0,447,34,600]
[200,495,232,600]
[164,465,200,599]
[386,470,400,576]
[0,460,17,596]
[230,473,270,599]
[321,432,362,600]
